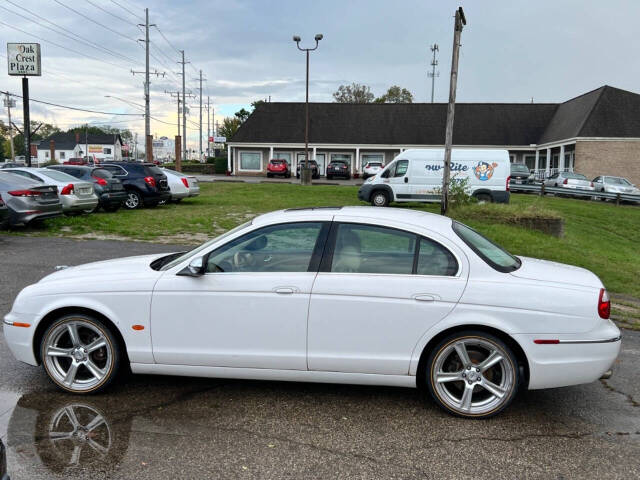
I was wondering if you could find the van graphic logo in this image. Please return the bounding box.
[474,161,498,181]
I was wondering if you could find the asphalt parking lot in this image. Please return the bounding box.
[1,235,639,479]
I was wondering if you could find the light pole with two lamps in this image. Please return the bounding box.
[293,34,322,185]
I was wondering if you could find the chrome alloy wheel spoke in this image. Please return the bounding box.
[478,349,503,373]
[435,370,464,383]
[459,382,475,411]
[454,342,472,367]
[46,346,73,358]
[479,378,507,399]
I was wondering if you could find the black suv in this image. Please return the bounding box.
[296,160,320,179]
[326,160,351,180]
[47,165,127,212]
[100,162,171,209]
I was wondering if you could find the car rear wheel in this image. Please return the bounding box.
[124,191,142,209]
[371,190,389,207]
[426,331,519,418]
[474,192,492,203]
[41,314,121,394]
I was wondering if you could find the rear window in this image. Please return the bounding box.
[271,160,284,164]
[92,168,113,179]
[144,165,164,176]
[40,169,78,182]
[565,172,587,180]
[510,164,529,173]
[452,221,521,272]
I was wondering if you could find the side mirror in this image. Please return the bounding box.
[177,256,204,277]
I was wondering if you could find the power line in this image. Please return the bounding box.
[153,25,181,54]
[83,0,138,27]
[0,19,132,72]
[1,90,145,116]
[110,0,144,22]
[1,2,139,66]
[52,0,138,44]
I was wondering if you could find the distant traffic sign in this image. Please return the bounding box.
[7,43,41,76]
[214,136,226,143]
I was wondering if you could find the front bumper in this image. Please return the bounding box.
[358,184,373,202]
[3,311,38,366]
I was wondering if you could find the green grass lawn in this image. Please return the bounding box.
[13,183,640,299]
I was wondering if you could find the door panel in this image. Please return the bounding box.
[151,221,328,369]
[151,272,316,369]
[308,221,468,375]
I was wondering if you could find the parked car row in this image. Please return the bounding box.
[0,163,199,228]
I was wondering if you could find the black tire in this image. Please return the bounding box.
[296,173,300,179]
[103,205,120,213]
[474,192,492,203]
[425,330,519,419]
[267,173,273,178]
[40,313,122,394]
[174,198,183,203]
[124,190,143,210]
[326,174,331,180]
[370,190,389,207]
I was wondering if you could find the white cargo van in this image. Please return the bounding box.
[358,148,510,207]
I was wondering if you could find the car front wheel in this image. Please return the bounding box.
[426,331,519,418]
[124,191,142,209]
[41,314,121,394]
[371,190,389,207]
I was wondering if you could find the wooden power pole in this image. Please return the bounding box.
[441,7,466,215]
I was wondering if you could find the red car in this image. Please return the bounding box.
[267,159,291,178]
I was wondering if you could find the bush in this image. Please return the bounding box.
[214,157,227,174]
[206,157,216,164]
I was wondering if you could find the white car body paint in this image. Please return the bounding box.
[3,206,620,393]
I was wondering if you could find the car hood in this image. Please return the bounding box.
[510,256,602,289]
[38,253,168,284]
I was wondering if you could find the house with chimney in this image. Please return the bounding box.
[36,131,124,164]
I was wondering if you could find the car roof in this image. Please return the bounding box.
[252,206,453,231]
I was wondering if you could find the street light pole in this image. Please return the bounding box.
[293,34,323,185]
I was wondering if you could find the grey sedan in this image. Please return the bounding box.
[592,176,640,195]
[543,172,595,192]
[4,167,98,214]
[0,171,62,226]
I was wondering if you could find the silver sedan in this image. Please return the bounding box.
[162,168,200,202]
[0,171,62,226]
[4,167,98,214]
[592,175,640,195]
[543,172,595,192]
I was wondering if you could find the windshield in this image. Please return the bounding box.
[452,221,521,272]
[510,164,529,173]
[158,221,252,271]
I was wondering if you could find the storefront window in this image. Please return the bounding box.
[273,152,291,164]
[240,152,262,170]
[331,153,351,166]
[361,153,384,165]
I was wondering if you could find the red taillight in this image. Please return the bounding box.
[92,176,107,186]
[8,189,42,197]
[144,176,156,188]
[563,178,568,185]
[598,288,610,319]
[365,163,370,168]
[60,183,74,195]
[506,175,511,192]
[181,177,189,188]
[590,182,594,188]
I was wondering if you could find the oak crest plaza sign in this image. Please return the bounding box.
[7,43,41,76]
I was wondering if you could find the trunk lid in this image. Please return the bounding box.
[510,256,602,289]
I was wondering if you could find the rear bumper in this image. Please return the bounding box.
[7,201,63,225]
[516,323,622,389]
[99,191,127,207]
[60,195,99,212]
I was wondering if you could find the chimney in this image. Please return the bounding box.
[75,131,80,145]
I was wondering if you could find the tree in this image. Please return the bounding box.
[218,116,242,141]
[374,85,414,104]
[234,108,251,122]
[332,83,375,103]
[251,100,266,110]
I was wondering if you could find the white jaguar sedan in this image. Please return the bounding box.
[3,207,621,418]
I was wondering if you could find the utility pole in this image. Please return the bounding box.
[441,7,466,216]
[207,96,210,157]
[428,44,439,103]
[178,50,189,164]
[133,8,164,163]
[193,69,206,162]
[3,93,16,161]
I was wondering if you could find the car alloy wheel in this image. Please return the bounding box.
[124,191,141,209]
[41,315,119,393]
[427,332,518,418]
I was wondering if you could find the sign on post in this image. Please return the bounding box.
[7,43,41,76]
[214,136,226,143]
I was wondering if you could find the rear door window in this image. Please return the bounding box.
[92,168,113,179]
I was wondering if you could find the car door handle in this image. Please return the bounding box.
[404,177,408,183]
[274,287,297,294]
[414,294,436,302]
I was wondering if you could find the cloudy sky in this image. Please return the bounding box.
[1,0,639,151]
